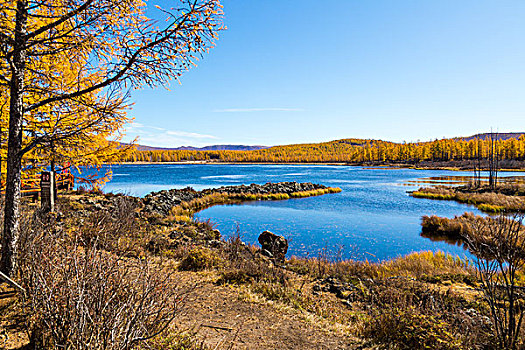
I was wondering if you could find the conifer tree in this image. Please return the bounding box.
[0,0,223,275]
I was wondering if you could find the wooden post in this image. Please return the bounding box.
[40,171,55,212]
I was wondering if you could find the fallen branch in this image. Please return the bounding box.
[202,324,233,332]
[0,270,26,293]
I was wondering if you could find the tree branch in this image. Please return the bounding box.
[25,14,192,112]
[25,0,95,40]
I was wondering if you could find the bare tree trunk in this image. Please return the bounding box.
[495,133,499,187]
[1,0,28,276]
[489,133,494,189]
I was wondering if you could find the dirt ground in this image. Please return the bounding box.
[174,272,363,350]
[1,271,367,350]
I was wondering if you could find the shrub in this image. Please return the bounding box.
[364,307,464,350]
[179,247,223,271]
[78,196,145,256]
[361,279,488,349]
[420,213,485,243]
[19,225,181,350]
[461,214,525,350]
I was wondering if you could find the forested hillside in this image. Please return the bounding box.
[122,134,525,165]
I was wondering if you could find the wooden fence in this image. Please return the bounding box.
[19,170,74,197]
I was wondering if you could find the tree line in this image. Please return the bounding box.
[123,135,525,164]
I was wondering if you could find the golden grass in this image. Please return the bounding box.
[411,186,525,213]
[287,250,471,282]
[290,187,342,198]
[411,191,455,201]
[477,203,505,213]
[379,251,470,279]
[169,187,342,216]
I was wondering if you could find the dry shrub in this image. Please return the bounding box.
[421,212,485,242]
[79,196,146,256]
[217,230,289,287]
[179,247,223,271]
[461,214,525,350]
[362,279,491,349]
[18,214,183,350]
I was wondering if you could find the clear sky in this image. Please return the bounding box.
[123,0,525,147]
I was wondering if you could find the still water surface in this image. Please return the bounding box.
[97,164,523,261]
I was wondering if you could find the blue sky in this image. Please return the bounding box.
[123,0,525,147]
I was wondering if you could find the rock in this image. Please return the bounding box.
[316,277,359,300]
[169,231,183,239]
[258,230,288,263]
[207,240,224,248]
[142,182,330,216]
[261,249,273,258]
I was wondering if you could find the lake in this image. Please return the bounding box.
[96,164,522,261]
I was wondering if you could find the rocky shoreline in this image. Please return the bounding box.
[143,181,340,216]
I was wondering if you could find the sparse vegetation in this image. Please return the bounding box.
[179,247,224,271]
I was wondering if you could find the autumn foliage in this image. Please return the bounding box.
[124,135,525,164]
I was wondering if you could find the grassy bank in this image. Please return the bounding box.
[411,185,525,213]
[420,213,483,243]
[168,187,342,220]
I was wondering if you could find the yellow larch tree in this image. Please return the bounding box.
[0,0,224,276]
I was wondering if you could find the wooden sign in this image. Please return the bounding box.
[41,171,55,212]
[41,171,51,184]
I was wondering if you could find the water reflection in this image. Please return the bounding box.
[420,231,468,250]
[407,175,525,187]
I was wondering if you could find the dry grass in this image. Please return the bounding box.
[287,250,472,282]
[411,186,525,213]
[169,187,342,218]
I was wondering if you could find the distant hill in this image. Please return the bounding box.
[124,143,268,151]
[122,133,525,167]
[173,145,268,151]
[460,132,524,141]
[125,133,525,152]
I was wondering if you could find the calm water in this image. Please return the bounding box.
[94,164,523,261]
